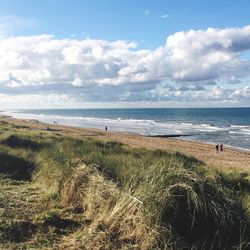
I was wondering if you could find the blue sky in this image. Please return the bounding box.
[0,0,249,108]
[1,0,250,47]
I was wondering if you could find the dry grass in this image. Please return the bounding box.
[59,164,170,249]
[0,118,250,249]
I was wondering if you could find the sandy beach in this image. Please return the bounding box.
[1,115,250,169]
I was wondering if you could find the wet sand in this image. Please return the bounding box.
[1,116,250,170]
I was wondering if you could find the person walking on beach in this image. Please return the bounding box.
[220,143,224,153]
[215,144,219,153]
[105,126,108,131]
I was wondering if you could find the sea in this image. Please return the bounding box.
[2,108,250,150]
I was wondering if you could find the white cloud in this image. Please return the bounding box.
[0,93,74,109]
[0,26,250,107]
[161,14,169,19]
[0,15,37,38]
[151,26,250,83]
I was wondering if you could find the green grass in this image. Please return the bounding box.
[0,122,250,249]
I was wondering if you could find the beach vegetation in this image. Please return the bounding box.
[0,121,249,249]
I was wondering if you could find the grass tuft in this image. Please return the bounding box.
[0,121,249,249]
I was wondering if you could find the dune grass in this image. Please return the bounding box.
[0,121,250,249]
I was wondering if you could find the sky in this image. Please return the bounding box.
[0,0,250,108]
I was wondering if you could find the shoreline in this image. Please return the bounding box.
[1,110,250,151]
[148,133,250,153]
[1,115,250,169]
[5,111,250,153]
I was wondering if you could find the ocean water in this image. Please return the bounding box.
[2,108,250,150]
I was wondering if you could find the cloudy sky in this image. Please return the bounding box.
[0,0,250,108]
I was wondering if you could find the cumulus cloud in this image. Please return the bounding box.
[0,25,250,106]
[159,26,250,82]
[0,35,142,87]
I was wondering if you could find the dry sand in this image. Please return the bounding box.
[1,116,250,170]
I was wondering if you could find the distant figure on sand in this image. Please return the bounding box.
[105,126,108,131]
[215,144,219,153]
[220,143,224,153]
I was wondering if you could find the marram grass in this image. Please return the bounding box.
[0,122,249,249]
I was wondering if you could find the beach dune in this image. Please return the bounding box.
[1,116,250,170]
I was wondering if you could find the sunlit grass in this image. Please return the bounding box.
[0,121,249,249]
